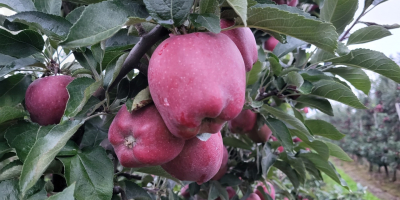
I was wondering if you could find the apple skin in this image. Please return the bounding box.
[273,0,298,6]
[162,132,224,184]
[247,124,273,143]
[303,107,309,114]
[148,32,246,140]
[246,193,261,200]
[25,75,74,126]
[211,146,229,180]
[108,104,185,168]
[292,137,302,143]
[264,37,279,51]
[277,146,284,153]
[255,182,276,200]
[220,19,258,72]
[228,109,257,134]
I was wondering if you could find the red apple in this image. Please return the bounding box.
[228,109,257,134]
[270,136,277,141]
[25,75,74,126]
[212,146,229,180]
[273,0,298,6]
[162,132,224,184]
[264,37,279,51]
[220,19,258,72]
[277,146,284,153]
[255,182,275,200]
[246,193,261,200]
[247,124,273,143]
[108,105,185,168]
[292,137,302,143]
[375,104,383,112]
[303,107,309,113]
[148,32,246,139]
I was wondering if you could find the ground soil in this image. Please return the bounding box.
[333,158,400,200]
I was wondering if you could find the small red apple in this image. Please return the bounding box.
[303,107,309,113]
[25,75,74,126]
[220,19,258,72]
[270,136,277,141]
[375,104,383,112]
[247,124,273,143]
[273,0,298,6]
[228,109,257,134]
[148,32,246,140]
[162,132,224,184]
[108,105,185,168]
[264,37,279,51]
[277,146,284,153]
[292,137,302,143]
[212,146,229,180]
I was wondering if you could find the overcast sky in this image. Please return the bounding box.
[347,0,400,57]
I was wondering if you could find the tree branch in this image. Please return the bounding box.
[108,25,169,91]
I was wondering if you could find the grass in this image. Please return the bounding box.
[321,168,380,200]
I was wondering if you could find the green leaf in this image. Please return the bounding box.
[247,60,263,85]
[91,42,104,64]
[287,156,306,184]
[324,141,353,161]
[310,79,366,109]
[295,95,333,116]
[347,25,392,45]
[245,4,338,53]
[5,122,51,162]
[143,0,193,26]
[0,106,26,124]
[265,118,293,152]
[80,117,109,148]
[299,152,349,189]
[302,140,330,160]
[33,0,62,15]
[286,71,304,88]
[121,180,152,200]
[199,0,219,14]
[227,0,247,26]
[135,165,182,184]
[47,182,75,200]
[65,6,85,24]
[189,13,221,33]
[309,48,336,64]
[268,57,281,76]
[223,137,252,150]
[104,53,128,89]
[61,0,148,48]
[325,67,371,95]
[327,49,400,84]
[288,129,314,146]
[0,74,32,107]
[19,120,83,196]
[320,0,358,34]
[292,107,304,123]
[0,56,37,77]
[305,119,345,140]
[262,105,313,141]
[0,29,44,58]
[0,0,36,12]
[0,141,12,159]
[274,160,300,189]
[0,178,47,200]
[57,140,79,156]
[0,160,23,181]
[7,11,72,41]
[64,77,102,118]
[273,36,307,58]
[105,29,140,52]
[59,147,113,200]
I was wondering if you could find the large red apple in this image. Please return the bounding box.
[247,123,273,143]
[220,19,258,72]
[264,37,279,51]
[162,132,224,184]
[255,182,275,200]
[25,75,74,126]
[228,109,257,134]
[148,32,246,139]
[212,146,229,180]
[108,104,185,168]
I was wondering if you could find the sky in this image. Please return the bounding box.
[347,0,400,57]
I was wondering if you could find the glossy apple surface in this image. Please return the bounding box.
[149,32,245,139]
[25,75,74,126]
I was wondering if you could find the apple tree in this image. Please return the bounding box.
[0,0,399,199]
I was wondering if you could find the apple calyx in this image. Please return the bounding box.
[124,135,136,149]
